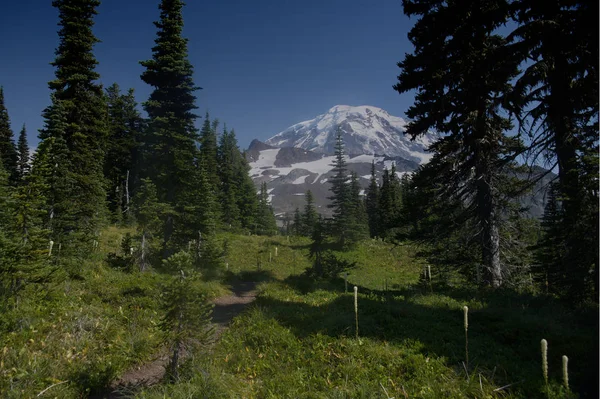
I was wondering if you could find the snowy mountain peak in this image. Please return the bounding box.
[266,105,434,164]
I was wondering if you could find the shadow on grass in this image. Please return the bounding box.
[256,274,599,398]
[224,269,275,284]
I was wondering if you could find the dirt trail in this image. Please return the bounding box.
[92,281,258,398]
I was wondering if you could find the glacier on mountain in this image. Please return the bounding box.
[266,105,435,164]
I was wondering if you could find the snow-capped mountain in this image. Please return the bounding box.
[266,105,435,164]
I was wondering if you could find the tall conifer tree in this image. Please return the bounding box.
[301,190,319,237]
[17,124,30,181]
[199,113,220,190]
[217,126,241,228]
[365,161,380,237]
[510,0,598,298]
[104,84,142,224]
[394,0,521,288]
[0,87,18,183]
[45,0,107,241]
[328,128,352,245]
[140,0,200,251]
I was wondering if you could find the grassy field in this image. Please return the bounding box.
[1,229,597,398]
[142,234,599,399]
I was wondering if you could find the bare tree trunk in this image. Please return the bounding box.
[140,231,147,272]
[124,169,130,220]
[476,165,502,288]
[170,338,180,381]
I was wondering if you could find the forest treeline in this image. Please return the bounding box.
[0,0,279,302]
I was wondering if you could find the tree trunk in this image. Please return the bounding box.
[140,231,147,272]
[124,169,130,218]
[170,339,180,382]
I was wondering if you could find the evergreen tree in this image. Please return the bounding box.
[394,0,521,288]
[0,157,53,302]
[159,257,213,381]
[178,159,220,245]
[16,124,30,181]
[235,146,259,231]
[255,182,277,235]
[347,172,369,243]
[0,87,18,183]
[199,113,220,190]
[104,84,142,224]
[140,0,200,252]
[365,161,380,237]
[34,96,76,245]
[293,207,302,236]
[378,167,400,236]
[327,128,352,245]
[133,178,167,271]
[217,126,241,228]
[301,190,319,237]
[510,0,598,299]
[46,0,107,241]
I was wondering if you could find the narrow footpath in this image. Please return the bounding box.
[93,281,258,398]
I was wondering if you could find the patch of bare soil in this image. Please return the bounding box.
[91,281,258,398]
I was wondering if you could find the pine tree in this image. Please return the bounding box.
[199,113,220,190]
[178,159,220,246]
[159,258,213,381]
[236,167,259,231]
[510,0,598,299]
[0,87,18,183]
[255,182,277,235]
[133,178,167,271]
[378,168,396,235]
[140,0,200,252]
[347,172,369,243]
[293,207,302,236]
[327,128,352,245]
[47,0,107,241]
[34,96,76,245]
[365,161,380,237]
[394,0,521,288]
[104,84,142,224]
[301,190,319,237]
[217,127,241,228]
[16,124,30,181]
[0,156,53,302]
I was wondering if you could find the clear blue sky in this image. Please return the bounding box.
[0,0,416,149]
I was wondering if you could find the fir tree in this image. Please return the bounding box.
[16,124,30,181]
[327,128,352,245]
[394,0,521,288]
[34,96,76,245]
[0,87,18,183]
[301,190,319,237]
[236,166,259,231]
[159,257,213,381]
[293,207,302,236]
[365,161,380,237]
[0,157,53,302]
[140,0,200,252]
[199,113,220,190]
[510,0,599,299]
[217,126,241,228]
[255,182,277,235]
[47,0,107,241]
[104,84,142,224]
[347,172,369,243]
[133,178,167,271]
